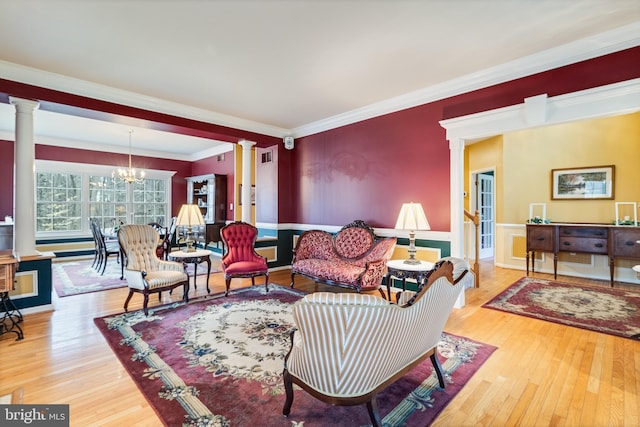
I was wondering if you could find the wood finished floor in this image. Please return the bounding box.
[1,259,639,426]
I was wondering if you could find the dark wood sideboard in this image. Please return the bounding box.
[526,223,640,287]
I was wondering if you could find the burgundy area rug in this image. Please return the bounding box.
[95,285,496,427]
[53,259,126,297]
[483,277,640,340]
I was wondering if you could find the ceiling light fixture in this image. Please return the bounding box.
[113,129,145,184]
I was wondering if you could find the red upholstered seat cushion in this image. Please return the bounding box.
[292,259,365,286]
[223,260,268,274]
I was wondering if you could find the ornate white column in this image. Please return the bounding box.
[449,137,466,258]
[9,96,40,258]
[238,140,255,223]
[449,137,466,308]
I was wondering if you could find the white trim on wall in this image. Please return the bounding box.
[440,78,640,264]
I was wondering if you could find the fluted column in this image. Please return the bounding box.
[9,96,40,258]
[238,140,256,223]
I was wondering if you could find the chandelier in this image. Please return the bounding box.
[113,130,145,184]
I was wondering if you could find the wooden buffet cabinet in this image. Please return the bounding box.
[526,223,640,287]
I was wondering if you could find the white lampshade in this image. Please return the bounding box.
[176,204,205,227]
[395,202,430,231]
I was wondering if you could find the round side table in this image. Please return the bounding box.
[168,249,212,294]
[385,259,434,302]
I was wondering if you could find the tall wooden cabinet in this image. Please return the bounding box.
[186,174,227,244]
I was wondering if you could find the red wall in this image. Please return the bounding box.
[287,46,640,230]
[0,140,14,219]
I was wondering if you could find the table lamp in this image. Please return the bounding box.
[176,204,205,252]
[395,202,430,264]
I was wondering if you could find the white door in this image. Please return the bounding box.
[476,172,495,259]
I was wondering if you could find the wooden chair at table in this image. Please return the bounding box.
[90,218,120,275]
[148,222,168,259]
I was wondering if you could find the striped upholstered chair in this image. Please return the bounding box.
[282,257,471,426]
[118,224,189,316]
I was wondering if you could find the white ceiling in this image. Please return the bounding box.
[0,1,639,160]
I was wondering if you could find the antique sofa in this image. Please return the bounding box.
[283,257,470,426]
[290,220,396,296]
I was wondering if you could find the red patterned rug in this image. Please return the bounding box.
[483,277,640,340]
[95,285,496,426]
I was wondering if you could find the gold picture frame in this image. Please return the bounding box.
[551,165,614,200]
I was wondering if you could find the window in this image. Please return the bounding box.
[132,179,167,225]
[36,160,175,237]
[89,176,127,230]
[36,172,83,232]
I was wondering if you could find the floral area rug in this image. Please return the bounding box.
[53,259,126,297]
[95,285,496,426]
[483,277,640,340]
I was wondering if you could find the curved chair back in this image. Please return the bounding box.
[118,224,161,272]
[220,221,260,265]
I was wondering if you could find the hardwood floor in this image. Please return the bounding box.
[1,259,638,426]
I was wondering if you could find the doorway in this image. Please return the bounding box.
[471,170,495,259]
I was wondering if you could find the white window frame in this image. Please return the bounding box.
[35,160,175,239]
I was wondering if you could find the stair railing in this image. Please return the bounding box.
[463,209,480,287]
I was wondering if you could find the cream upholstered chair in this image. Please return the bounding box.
[282,257,471,426]
[118,224,189,316]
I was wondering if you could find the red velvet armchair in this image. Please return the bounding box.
[220,221,269,296]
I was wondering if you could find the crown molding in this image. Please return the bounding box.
[292,22,640,138]
[0,60,290,139]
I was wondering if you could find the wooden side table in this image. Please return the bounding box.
[168,249,213,294]
[0,253,23,341]
[384,259,434,302]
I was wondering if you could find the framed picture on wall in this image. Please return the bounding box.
[551,165,615,200]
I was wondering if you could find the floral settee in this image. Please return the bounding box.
[290,220,396,296]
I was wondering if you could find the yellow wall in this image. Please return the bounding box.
[465,135,503,222]
[233,144,257,223]
[467,112,640,224]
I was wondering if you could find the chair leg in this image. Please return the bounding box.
[143,292,150,316]
[225,278,232,296]
[100,255,109,275]
[264,273,269,292]
[282,369,294,417]
[366,397,382,427]
[183,283,189,303]
[430,352,446,388]
[290,272,296,288]
[123,290,134,312]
